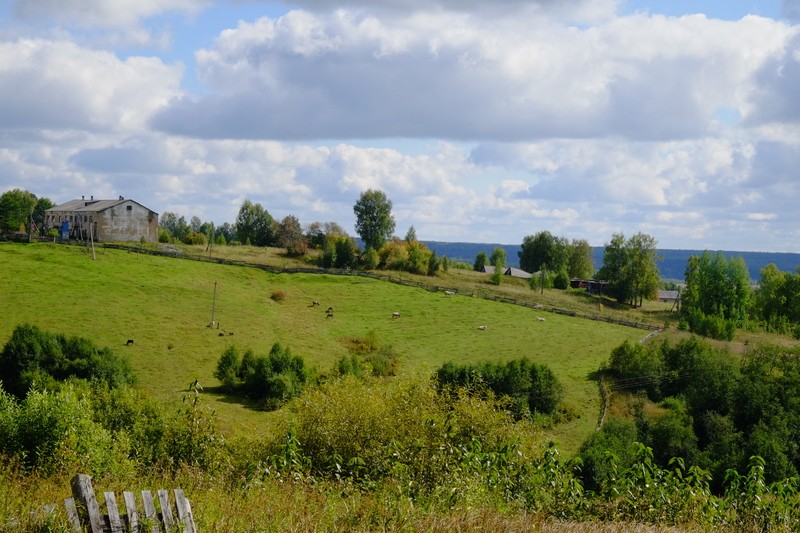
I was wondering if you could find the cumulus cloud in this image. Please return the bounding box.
[0,40,182,132]
[744,32,800,126]
[150,9,792,143]
[11,0,207,28]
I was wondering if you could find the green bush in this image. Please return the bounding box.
[553,270,570,290]
[0,383,134,476]
[182,231,207,245]
[214,345,240,391]
[214,343,309,409]
[435,357,563,418]
[0,324,136,399]
[338,330,399,377]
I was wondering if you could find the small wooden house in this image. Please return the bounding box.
[45,196,159,243]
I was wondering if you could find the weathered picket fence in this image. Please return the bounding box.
[46,473,197,532]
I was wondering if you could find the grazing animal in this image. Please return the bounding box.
[392,312,401,319]
[326,306,334,313]
[444,290,456,295]
[326,311,334,318]
[125,339,134,346]
[477,325,487,330]
[537,317,546,322]
[311,300,320,307]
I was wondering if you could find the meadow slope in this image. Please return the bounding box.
[0,242,646,452]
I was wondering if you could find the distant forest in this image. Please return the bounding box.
[421,241,800,281]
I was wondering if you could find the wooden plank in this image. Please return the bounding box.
[141,490,161,533]
[71,474,105,533]
[123,491,139,532]
[104,491,125,533]
[158,489,176,531]
[64,497,82,533]
[173,489,197,533]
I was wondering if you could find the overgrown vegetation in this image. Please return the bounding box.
[336,330,400,378]
[595,337,800,490]
[0,324,136,399]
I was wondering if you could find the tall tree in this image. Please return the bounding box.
[597,232,660,306]
[518,231,569,274]
[567,239,595,279]
[235,199,276,246]
[682,251,750,325]
[353,189,395,251]
[0,188,37,234]
[278,215,306,256]
[627,232,661,307]
[32,197,54,234]
[474,251,488,272]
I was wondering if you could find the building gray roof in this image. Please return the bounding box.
[46,198,157,214]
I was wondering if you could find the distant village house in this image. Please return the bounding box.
[482,265,533,279]
[45,196,159,243]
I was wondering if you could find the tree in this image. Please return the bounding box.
[0,188,37,235]
[235,199,276,247]
[278,215,306,256]
[681,251,751,338]
[518,231,569,274]
[32,197,54,235]
[405,225,417,243]
[474,252,488,272]
[567,239,594,279]
[627,232,661,307]
[159,211,190,242]
[490,247,507,267]
[353,189,395,251]
[489,247,505,285]
[596,232,660,307]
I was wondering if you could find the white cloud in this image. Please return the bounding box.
[0,39,183,132]
[11,0,208,28]
[151,9,794,143]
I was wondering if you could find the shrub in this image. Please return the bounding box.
[214,346,241,391]
[435,358,563,418]
[0,383,134,476]
[553,270,570,290]
[362,247,379,270]
[339,331,399,377]
[0,324,136,399]
[182,232,207,245]
[270,290,286,302]
[214,343,309,409]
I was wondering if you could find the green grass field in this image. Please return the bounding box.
[0,242,647,453]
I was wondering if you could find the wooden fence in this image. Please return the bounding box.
[41,473,197,532]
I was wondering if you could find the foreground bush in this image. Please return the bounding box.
[0,381,225,476]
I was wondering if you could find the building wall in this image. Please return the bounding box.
[45,200,159,243]
[95,201,158,242]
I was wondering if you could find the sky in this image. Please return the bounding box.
[1,0,800,252]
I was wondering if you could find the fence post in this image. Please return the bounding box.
[70,474,105,533]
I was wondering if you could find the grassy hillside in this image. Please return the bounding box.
[1,242,648,453]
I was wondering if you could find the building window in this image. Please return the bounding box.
[127,205,133,211]
[84,215,88,222]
